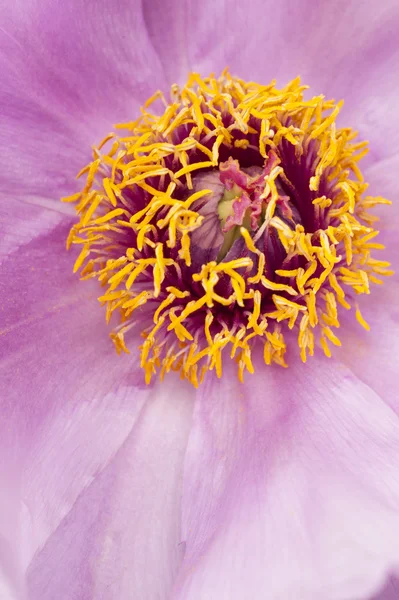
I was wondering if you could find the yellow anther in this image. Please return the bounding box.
[275,268,300,278]
[174,160,214,179]
[103,177,118,207]
[322,326,341,347]
[212,134,226,164]
[337,181,356,214]
[313,196,332,209]
[62,192,83,204]
[297,261,317,294]
[73,244,90,273]
[247,290,263,333]
[122,290,152,317]
[240,227,258,253]
[108,261,135,286]
[168,309,193,342]
[322,291,339,327]
[355,306,370,331]
[261,276,297,296]
[309,100,343,140]
[320,335,331,358]
[234,139,250,150]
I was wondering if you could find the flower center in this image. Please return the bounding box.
[64,71,392,387]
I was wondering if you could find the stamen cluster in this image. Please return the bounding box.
[65,71,392,387]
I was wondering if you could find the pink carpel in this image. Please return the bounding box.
[219,150,284,233]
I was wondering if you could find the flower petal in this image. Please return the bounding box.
[0,197,70,263]
[143,0,190,84]
[338,281,399,414]
[26,375,195,600]
[144,1,397,86]
[365,157,399,240]
[369,577,399,600]
[0,537,25,600]
[0,210,153,574]
[0,0,167,201]
[174,354,399,600]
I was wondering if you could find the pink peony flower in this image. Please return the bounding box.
[1,1,399,599]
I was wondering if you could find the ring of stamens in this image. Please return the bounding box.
[65,71,392,387]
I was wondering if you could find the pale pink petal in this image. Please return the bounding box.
[143,0,190,83]
[1,193,196,598]
[0,198,70,263]
[26,376,195,600]
[174,354,399,600]
[0,537,25,600]
[0,0,167,200]
[365,157,399,241]
[0,210,153,577]
[144,1,396,88]
[369,577,399,600]
[338,281,399,414]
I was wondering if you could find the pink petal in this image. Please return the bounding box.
[0,0,167,201]
[26,375,194,600]
[144,1,396,86]
[0,537,25,600]
[1,195,196,597]
[0,198,69,263]
[143,0,190,84]
[174,353,399,600]
[365,157,399,243]
[0,210,152,575]
[338,281,399,414]
[369,577,399,600]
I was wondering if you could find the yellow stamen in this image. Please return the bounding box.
[355,306,370,331]
[66,71,391,386]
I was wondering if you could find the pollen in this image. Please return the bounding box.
[64,71,392,387]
